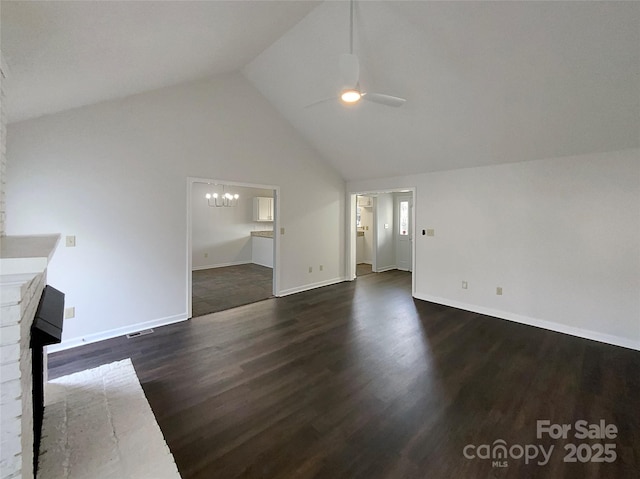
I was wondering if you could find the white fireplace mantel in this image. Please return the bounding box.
[1,235,60,276]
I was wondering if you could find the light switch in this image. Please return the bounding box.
[280,227,285,235]
[66,235,76,247]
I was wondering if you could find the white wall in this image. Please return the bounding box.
[1,54,7,236]
[348,149,640,350]
[191,183,273,270]
[374,194,396,272]
[6,73,346,348]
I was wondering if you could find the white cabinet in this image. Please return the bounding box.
[252,236,274,268]
[253,197,274,222]
[357,196,372,207]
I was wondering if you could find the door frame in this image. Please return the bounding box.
[186,176,281,319]
[346,187,417,295]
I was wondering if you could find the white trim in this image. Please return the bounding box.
[252,261,273,269]
[187,177,281,317]
[277,277,346,297]
[371,196,378,273]
[46,313,189,353]
[346,194,357,280]
[0,52,9,79]
[192,260,251,271]
[347,187,417,294]
[413,293,640,351]
[187,179,193,319]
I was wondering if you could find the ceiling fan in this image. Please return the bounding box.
[305,0,406,109]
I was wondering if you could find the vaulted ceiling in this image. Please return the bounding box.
[3,1,639,180]
[1,0,320,122]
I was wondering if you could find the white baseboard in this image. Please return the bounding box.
[374,265,397,273]
[413,293,640,351]
[252,261,273,269]
[192,260,250,271]
[47,313,189,354]
[277,277,346,297]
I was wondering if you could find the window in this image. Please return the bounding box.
[399,201,409,235]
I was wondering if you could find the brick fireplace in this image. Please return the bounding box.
[1,235,60,479]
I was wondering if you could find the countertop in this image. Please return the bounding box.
[251,230,274,239]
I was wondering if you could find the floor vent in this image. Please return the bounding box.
[126,329,154,339]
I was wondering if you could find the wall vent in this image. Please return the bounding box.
[126,329,154,339]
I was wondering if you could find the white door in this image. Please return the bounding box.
[395,194,412,271]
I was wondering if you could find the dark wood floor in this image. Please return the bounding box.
[356,263,373,276]
[49,271,640,478]
[192,263,273,317]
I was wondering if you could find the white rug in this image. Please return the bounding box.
[38,359,182,479]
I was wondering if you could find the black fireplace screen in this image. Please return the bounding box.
[31,285,64,476]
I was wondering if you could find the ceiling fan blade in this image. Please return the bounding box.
[304,96,338,109]
[362,92,406,107]
[339,53,360,88]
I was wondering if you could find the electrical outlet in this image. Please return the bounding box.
[319,265,323,271]
[462,281,468,289]
[280,227,285,235]
[64,307,75,319]
[426,229,435,237]
[308,266,313,273]
[496,287,503,296]
[65,235,76,247]
[384,224,389,229]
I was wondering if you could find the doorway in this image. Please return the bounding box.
[349,189,415,287]
[355,195,374,276]
[187,177,280,318]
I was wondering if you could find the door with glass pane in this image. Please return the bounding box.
[395,194,412,271]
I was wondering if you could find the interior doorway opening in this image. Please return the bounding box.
[349,189,416,288]
[187,177,280,318]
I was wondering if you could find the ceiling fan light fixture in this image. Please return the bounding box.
[341,89,361,103]
[304,0,406,109]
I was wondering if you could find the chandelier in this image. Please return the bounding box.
[205,185,239,207]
